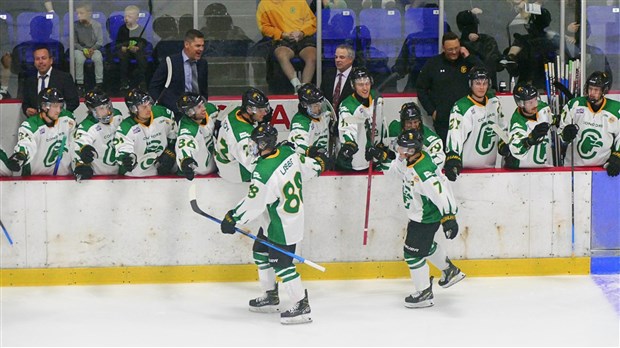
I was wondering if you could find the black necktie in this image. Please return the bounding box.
[40,74,48,92]
[333,73,343,107]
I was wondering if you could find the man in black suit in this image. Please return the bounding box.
[149,29,208,121]
[320,43,354,113]
[21,47,80,117]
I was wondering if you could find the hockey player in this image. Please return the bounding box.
[502,83,554,168]
[558,71,620,177]
[288,83,330,159]
[215,87,271,183]
[114,88,177,177]
[445,66,505,181]
[387,102,445,169]
[7,88,75,176]
[71,89,125,180]
[386,129,465,308]
[336,67,388,171]
[0,149,14,176]
[175,92,219,181]
[220,123,327,325]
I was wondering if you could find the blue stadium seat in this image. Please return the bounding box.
[403,8,448,59]
[358,8,402,58]
[322,8,356,59]
[586,6,620,54]
[16,12,61,43]
[62,12,108,47]
[108,10,154,45]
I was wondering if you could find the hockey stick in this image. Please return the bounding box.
[363,96,382,246]
[188,184,326,272]
[0,219,13,245]
[553,80,575,100]
[53,135,67,176]
[155,56,173,105]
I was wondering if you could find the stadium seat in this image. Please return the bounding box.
[16,12,61,43]
[0,13,14,49]
[358,8,402,58]
[322,8,356,59]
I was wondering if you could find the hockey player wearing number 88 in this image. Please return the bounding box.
[220,124,326,325]
[114,88,178,177]
[288,83,330,159]
[445,66,505,181]
[386,129,465,308]
[7,88,76,176]
[175,93,220,181]
[71,89,125,180]
[558,71,620,177]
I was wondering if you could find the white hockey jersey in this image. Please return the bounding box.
[214,107,257,183]
[175,103,219,175]
[507,101,554,168]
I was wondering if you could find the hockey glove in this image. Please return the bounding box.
[313,152,329,174]
[606,152,620,177]
[306,145,325,158]
[561,124,579,143]
[156,148,176,175]
[74,163,94,180]
[79,145,98,164]
[444,154,462,182]
[220,210,237,235]
[6,152,27,172]
[119,153,137,172]
[498,140,511,157]
[338,142,358,161]
[213,119,222,140]
[180,157,198,181]
[523,122,550,148]
[441,214,459,240]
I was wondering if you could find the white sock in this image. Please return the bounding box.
[426,242,449,271]
[282,276,305,303]
[258,267,276,292]
[409,262,430,292]
[290,77,301,89]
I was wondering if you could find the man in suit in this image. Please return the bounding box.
[320,44,354,113]
[21,47,79,117]
[149,29,208,122]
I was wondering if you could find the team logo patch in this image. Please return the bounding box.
[132,127,141,134]
[609,117,616,124]
[96,125,102,131]
[39,128,45,134]
[460,66,468,73]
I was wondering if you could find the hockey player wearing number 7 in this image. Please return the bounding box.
[387,129,465,308]
[220,124,328,325]
[558,71,620,177]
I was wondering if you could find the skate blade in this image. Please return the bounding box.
[249,305,280,313]
[404,299,434,309]
[439,272,466,289]
[280,314,312,325]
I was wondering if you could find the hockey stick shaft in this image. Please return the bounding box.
[155,56,173,105]
[0,219,13,245]
[188,185,325,272]
[363,97,381,245]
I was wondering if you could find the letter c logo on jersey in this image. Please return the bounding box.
[475,122,496,155]
[577,129,603,160]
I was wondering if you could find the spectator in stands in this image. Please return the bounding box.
[149,29,208,122]
[73,2,104,95]
[0,18,12,99]
[116,5,149,91]
[178,14,194,38]
[308,0,349,12]
[20,47,79,116]
[152,15,182,66]
[256,0,317,93]
[200,3,253,57]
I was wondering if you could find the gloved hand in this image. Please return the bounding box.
[180,157,198,181]
[306,145,324,158]
[220,210,237,234]
[79,145,98,164]
[524,122,550,147]
[156,148,176,175]
[561,124,579,143]
[365,143,395,163]
[74,163,94,180]
[444,154,462,182]
[338,142,358,160]
[313,152,329,174]
[6,152,27,172]
[606,152,620,177]
[498,140,511,157]
[441,214,459,240]
[119,153,137,172]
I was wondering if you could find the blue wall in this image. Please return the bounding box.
[591,171,620,274]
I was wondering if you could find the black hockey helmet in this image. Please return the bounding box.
[38,87,65,111]
[125,88,154,114]
[399,102,422,123]
[469,66,490,87]
[585,71,611,95]
[85,89,113,123]
[251,123,278,155]
[513,83,538,107]
[241,87,270,112]
[177,92,206,119]
[350,67,373,88]
[298,83,324,107]
[396,129,423,156]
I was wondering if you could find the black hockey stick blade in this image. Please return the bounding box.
[553,81,575,100]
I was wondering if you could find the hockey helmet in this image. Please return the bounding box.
[85,89,113,123]
[125,88,154,114]
[177,92,206,119]
[250,123,278,156]
[468,66,490,87]
[350,67,373,88]
[38,87,65,114]
[399,102,422,131]
[298,83,325,119]
[242,88,271,114]
[585,71,611,95]
[396,129,423,158]
[513,83,538,108]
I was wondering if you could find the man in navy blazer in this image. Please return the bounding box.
[21,47,80,116]
[149,29,208,121]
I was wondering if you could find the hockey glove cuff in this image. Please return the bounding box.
[498,140,511,157]
[79,145,98,164]
[156,149,176,175]
[7,152,27,172]
[441,215,459,240]
[221,210,237,234]
[313,152,329,174]
[180,157,198,181]
[444,154,462,182]
[119,153,137,172]
[606,152,620,177]
[339,142,358,161]
[561,124,579,143]
[74,163,94,180]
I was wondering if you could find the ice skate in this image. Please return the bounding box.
[438,260,466,288]
[249,283,280,313]
[405,277,434,308]
[280,289,312,325]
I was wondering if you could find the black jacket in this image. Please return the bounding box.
[21,68,80,115]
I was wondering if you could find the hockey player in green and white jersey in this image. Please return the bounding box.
[502,83,553,168]
[175,92,219,181]
[215,88,271,183]
[558,71,620,177]
[7,88,75,176]
[337,67,388,171]
[445,66,505,181]
[288,83,330,159]
[387,102,445,170]
[0,149,14,176]
[386,129,465,309]
[114,88,177,177]
[71,89,125,180]
[220,124,327,325]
